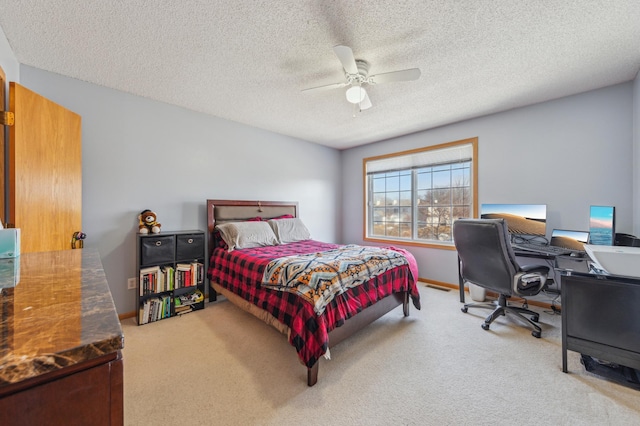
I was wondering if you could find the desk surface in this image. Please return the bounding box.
[555,255,591,274]
[0,249,123,387]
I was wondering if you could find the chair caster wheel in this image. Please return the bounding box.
[532,330,541,338]
[481,323,490,330]
[461,307,468,313]
[531,315,539,322]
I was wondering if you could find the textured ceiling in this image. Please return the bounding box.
[1,1,639,150]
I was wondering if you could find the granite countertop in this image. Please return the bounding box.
[0,249,124,386]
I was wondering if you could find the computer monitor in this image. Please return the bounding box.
[589,205,615,246]
[550,229,590,251]
[480,204,547,237]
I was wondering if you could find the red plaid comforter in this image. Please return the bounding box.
[207,240,421,368]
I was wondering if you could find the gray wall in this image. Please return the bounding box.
[341,83,635,287]
[634,70,640,235]
[18,66,342,315]
[3,22,639,311]
[0,25,18,224]
[0,25,18,83]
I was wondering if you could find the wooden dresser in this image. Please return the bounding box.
[0,249,124,426]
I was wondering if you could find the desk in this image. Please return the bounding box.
[559,267,640,374]
[0,249,124,426]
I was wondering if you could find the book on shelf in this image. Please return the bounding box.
[174,304,193,314]
[139,294,171,324]
[161,265,174,291]
[191,262,204,285]
[176,263,192,288]
[139,266,160,296]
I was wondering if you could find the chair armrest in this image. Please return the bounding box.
[514,267,548,296]
[520,264,550,275]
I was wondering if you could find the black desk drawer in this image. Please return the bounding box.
[140,235,175,265]
[176,234,204,260]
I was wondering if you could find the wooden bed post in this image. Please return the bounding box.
[307,364,319,386]
[403,291,410,316]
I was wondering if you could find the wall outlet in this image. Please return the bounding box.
[127,278,137,290]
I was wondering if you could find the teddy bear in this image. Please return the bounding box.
[138,209,161,234]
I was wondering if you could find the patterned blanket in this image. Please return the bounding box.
[208,240,420,368]
[262,244,409,315]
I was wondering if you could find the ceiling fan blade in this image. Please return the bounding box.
[301,81,349,93]
[369,68,421,84]
[333,45,358,74]
[359,92,372,110]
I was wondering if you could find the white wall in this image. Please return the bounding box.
[633,71,640,235]
[0,24,18,83]
[0,24,19,223]
[341,83,634,286]
[19,66,343,315]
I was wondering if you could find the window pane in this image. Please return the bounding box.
[416,171,431,189]
[422,190,434,205]
[399,223,412,238]
[451,168,467,187]
[385,224,400,237]
[453,206,470,220]
[373,193,386,207]
[373,208,385,222]
[431,206,452,226]
[417,207,430,222]
[433,171,450,188]
[400,172,412,191]
[432,188,451,205]
[386,174,399,192]
[417,224,436,240]
[399,191,412,206]
[462,187,471,204]
[451,188,466,205]
[399,206,412,222]
[386,207,399,222]
[373,176,385,192]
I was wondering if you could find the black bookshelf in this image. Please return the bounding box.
[136,230,206,325]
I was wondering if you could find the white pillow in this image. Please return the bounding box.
[216,221,279,251]
[267,218,311,243]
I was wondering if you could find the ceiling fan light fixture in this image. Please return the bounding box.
[346,85,367,104]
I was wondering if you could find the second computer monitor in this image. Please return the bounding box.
[480,204,547,237]
[589,205,615,245]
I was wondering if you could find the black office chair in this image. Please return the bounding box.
[453,218,549,338]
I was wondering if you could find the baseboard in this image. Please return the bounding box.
[118,311,137,321]
[419,278,457,290]
[419,278,558,311]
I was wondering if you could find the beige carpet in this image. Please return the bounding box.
[122,285,640,425]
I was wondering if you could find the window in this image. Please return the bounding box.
[364,138,477,248]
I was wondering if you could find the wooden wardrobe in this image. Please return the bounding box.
[1,68,82,253]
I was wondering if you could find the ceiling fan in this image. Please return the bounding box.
[302,45,421,111]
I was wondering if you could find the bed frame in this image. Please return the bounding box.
[206,199,410,386]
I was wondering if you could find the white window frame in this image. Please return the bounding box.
[363,137,478,250]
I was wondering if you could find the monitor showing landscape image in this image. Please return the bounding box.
[550,229,590,250]
[589,205,615,245]
[480,204,547,236]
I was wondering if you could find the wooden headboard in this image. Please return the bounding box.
[206,199,299,258]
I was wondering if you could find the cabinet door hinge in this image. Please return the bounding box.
[0,111,15,126]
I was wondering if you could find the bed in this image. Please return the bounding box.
[206,199,421,386]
